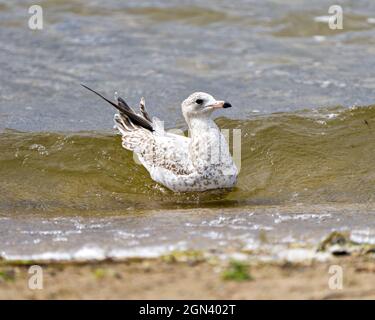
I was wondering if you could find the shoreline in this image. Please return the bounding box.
[1,231,374,299]
[1,253,375,299]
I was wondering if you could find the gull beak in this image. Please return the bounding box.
[208,100,232,109]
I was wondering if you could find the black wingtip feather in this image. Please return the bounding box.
[117,97,131,110]
[81,84,154,132]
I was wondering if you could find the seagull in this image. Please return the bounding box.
[82,84,238,192]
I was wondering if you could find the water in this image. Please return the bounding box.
[1,0,375,261]
[2,204,375,261]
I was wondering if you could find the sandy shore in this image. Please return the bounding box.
[1,254,375,299]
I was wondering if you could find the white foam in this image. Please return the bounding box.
[313,35,326,42]
[276,248,330,262]
[1,243,188,262]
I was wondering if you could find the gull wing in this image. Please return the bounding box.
[114,114,192,176]
[81,84,192,176]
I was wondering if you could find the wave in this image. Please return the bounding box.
[1,105,375,214]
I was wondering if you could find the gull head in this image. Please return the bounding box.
[181,92,231,120]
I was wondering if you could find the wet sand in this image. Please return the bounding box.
[1,256,375,300]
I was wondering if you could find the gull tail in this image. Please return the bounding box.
[81,84,154,132]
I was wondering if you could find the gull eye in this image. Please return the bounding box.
[195,99,204,105]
